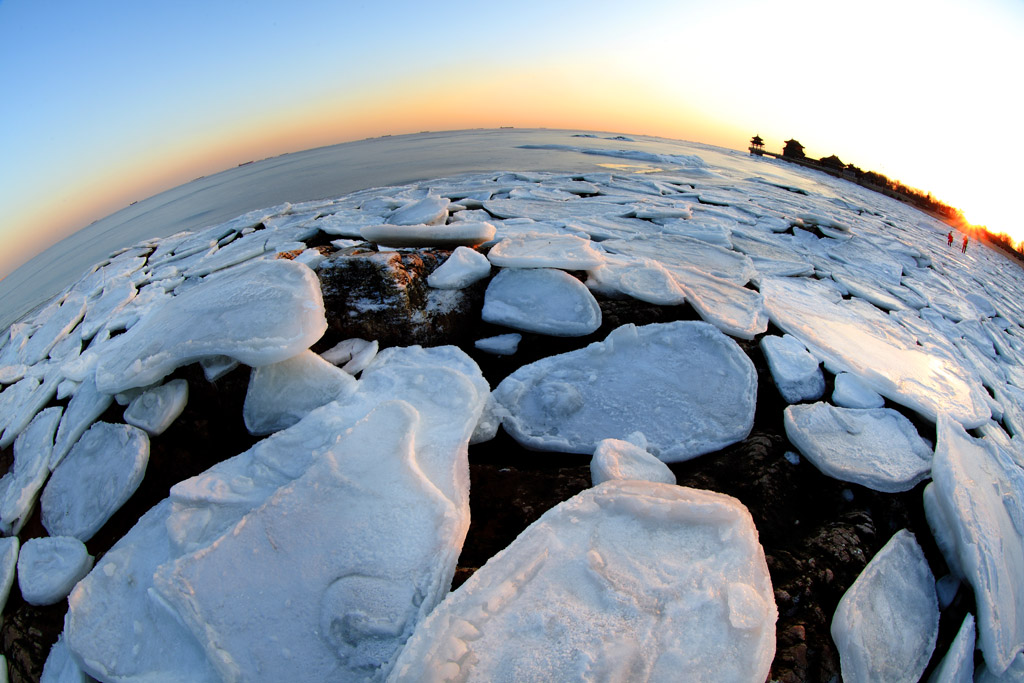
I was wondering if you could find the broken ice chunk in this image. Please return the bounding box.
[17,536,94,606]
[590,438,676,485]
[832,372,885,409]
[0,537,18,614]
[49,377,114,470]
[427,246,492,289]
[361,222,495,248]
[390,481,776,682]
[123,379,189,436]
[386,195,450,226]
[93,259,327,394]
[494,322,756,462]
[831,529,938,683]
[486,233,605,270]
[760,334,825,403]
[928,613,975,683]
[482,268,601,337]
[474,333,521,356]
[243,350,358,435]
[41,422,149,542]
[0,406,62,535]
[784,403,932,492]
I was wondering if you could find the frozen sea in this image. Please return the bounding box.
[0,129,826,330]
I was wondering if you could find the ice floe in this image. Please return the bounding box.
[361,221,495,248]
[17,536,94,606]
[928,612,975,683]
[473,333,521,356]
[832,372,885,409]
[487,233,605,270]
[41,422,149,542]
[925,415,1024,675]
[784,403,932,492]
[831,529,938,683]
[93,259,327,394]
[494,322,756,462]
[0,406,62,535]
[481,268,601,337]
[390,481,776,682]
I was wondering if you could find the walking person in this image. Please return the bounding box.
[962,235,969,253]
[947,231,954,247]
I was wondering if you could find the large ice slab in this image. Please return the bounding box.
[386,195,450,225]
[603,234,757,285]
[761,276,990,427]
[832,372,885,409]
[360,222,495,248]
[590,437,676,485]
[494,322,756,462]
[41,422,149,542]
[243,350,358,435]
[390,481,776,682]
[831,529,938,683]
[481,268,602,337]
[586,256,686,306]
[49,377,113,469]
[784,403,933,492]
[925,415,1024,674]
[426,246,491,289]
[671,265,768,339]
[154,401,464,682]
[487,233,605,270]
[17,536,94,606]
[93,259,327,393]
[928,613,975,683]
[760,334,825,403]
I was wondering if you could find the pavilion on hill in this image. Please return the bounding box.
[749,135,765,156]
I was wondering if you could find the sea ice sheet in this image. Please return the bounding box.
[761,276,990,427]
[494,321,756,462]
[93,259,327,393]
[390,481,776,682]
[926,414,1024,675]
[41,422,149,542]
[482,268,601,337]
[831,529,938,683]
[784,403,933,492]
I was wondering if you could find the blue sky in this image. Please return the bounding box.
[1,0,1021,278]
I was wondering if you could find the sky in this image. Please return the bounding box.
[1,0,1021,279]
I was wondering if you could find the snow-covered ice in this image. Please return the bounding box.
[16,536,94,606]
[41,422,149,542]
[123,378,188,436]
[93,259,327,393]
[925,414,1024,675]
[481,268,602,336]
[243,350,358,435]
[426,246,492,289]
[494,322,756,462]
[590,437,677,485]
[831,529,938,683]
[390,480,775,682]
[784,403,933,492]
[760,334,825,403]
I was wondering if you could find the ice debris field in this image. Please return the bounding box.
[1,139,1024,682]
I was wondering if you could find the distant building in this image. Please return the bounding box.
[819,154,845,171]
[749,134,765,156]
[783,139,805,159]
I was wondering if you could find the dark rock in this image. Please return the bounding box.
[315,247,485,349]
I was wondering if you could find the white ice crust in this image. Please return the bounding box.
[494,322,756,462]
[926,414,1024,675]
[590,438,677,486]
[390,481,776,683]
[123,378,189,436]
[831,529,938,683]
[482,268,602,337]
[427,246,492,289]
[41,422,149,542]
[761,276,990,427]
[784,403,933,492]
[17,536,94,606]
[93,259,327,393]
[760,334,825,403]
